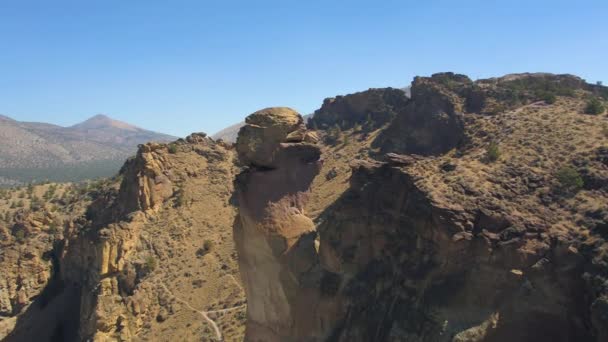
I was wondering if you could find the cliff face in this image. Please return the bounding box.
[233,107,335,341]
[308,88,409,131]
[313,73,608,341]
[317,160,594,341]
[2,71,607,342]
[61,134,242,341]
[0,183,93,341]
[234,73,608,341]
[2,133,245,342]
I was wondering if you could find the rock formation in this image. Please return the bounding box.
[2,133,244,341]
[316,158,595,341]
[235,73,608,342]
[308,88,409,131]
[234,107,338,341]
[2,71,608,342]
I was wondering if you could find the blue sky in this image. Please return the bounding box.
[0,0,606,137]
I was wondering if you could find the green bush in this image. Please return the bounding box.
[196,239,214,257]
[324,125,342,146]
[485,142,501,162]
[167,143,178,154]
[539,91,556,104]
[556,166,583,193]
[585,97,605,115]
[174,189,185,207]
[48,221,59,234]
[144,255,157,272]
[14,229,25,243]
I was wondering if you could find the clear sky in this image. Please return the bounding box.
[0,0,606,137]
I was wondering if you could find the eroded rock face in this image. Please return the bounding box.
[236,107,317,168]
[234,108,339,341]
[308,88,409,130]
[373,72,598,156]
[373,73,468,155]
[315,158,599,342]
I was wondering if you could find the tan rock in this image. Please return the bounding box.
[234,107,334,341]
[236,107,306,167]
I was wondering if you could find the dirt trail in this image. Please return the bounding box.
[158,280,247,341]
[158,282,223,341]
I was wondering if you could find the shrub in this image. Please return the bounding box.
[48,222,59,234]
[144,255,157,272]
[196,239,215,257]
[585,97,605,115]
[30,196,43,211]
[556,166,583,193]
[485,142,501,162]
[167,143,178,154]
[539,91,556,104]
[324,125,342,145]
[14,229,25,243]
[342,134,350,147]
[174,189,185,207]
[203,239,214,250]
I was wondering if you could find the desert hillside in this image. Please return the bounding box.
[0,114,176,186]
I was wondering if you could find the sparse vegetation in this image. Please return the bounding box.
[324,125,342,146]
[585,97,605,115]
[174,189,186,207]
[485,142,501,162]
[342,134,350,147]
[144,255,157,272]
[48,223,58,234]
[555,166,583,193]
[538,91,556,104]
[14,229,25,243]
[168,143,178,154]
[30,196,43,211]
[197,239,215,257]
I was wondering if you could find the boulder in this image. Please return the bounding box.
[236,107,307,168]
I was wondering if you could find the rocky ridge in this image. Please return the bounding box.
[1,133,246,341]
[0,71,607,342]
[234,72,608,341]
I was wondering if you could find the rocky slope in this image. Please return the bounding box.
[1,134,246,341]
[0,182,96,339]
[233,73,608,341]
[1,71,607,342]
[0,114,176,186]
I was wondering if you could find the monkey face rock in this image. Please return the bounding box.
[233,107,341,341]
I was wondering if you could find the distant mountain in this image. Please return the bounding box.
[212,114,312,143]
[0,114,177,185]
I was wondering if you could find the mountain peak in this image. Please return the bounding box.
[72,114,140,131]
